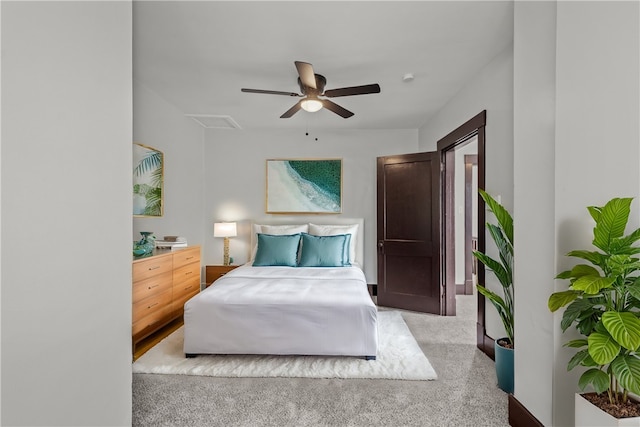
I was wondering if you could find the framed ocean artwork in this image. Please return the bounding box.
[266,159,342,214]
[133,143,164,217]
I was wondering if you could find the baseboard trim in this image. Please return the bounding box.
[477,326,541,427]
[508,394,544,427]
[477,322,495,360]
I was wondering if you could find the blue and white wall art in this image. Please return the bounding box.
[266,159,342,214]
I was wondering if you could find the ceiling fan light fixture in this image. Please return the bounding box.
[300,98,323,113]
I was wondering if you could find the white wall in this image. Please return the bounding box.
[202,128,418,283]
[132,83,206,254]
[1,2,133,425]
[419,45,514,212]
[418,45,514,339]
[513,2,557,425]
[554,2,639,425]
[514,2,640,426]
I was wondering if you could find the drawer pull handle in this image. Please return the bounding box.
[185,271,192,275]
[186,256,194,260]
[148,284,159,290]
[184,285,193,290]
[147,302,158,309]
[148,266,160,271]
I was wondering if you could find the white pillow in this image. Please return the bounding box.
[261,224,309,235]
[251,224,309,261]
[308,223,358,264]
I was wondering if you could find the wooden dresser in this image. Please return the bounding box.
[132,246,201,352]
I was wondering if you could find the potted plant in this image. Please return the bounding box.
[548,197,640,424]
[473,189,514,394]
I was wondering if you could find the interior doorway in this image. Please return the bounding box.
[448,142,478,296]
[442,137,478,314]
[437,111,491,356]
[377,111,490,358]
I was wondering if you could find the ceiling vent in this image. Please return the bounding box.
[186,114,241,130]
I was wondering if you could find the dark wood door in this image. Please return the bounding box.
[376,152,442,314]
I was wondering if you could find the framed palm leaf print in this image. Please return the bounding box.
[133,143,163,217]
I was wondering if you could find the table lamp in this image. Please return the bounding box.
[214,222,237,266]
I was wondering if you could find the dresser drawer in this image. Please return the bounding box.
[132,271,172,304]
[173,275,200,299]
[173,281,200,316]
[133,254,172,282]
[173,261,200,286]
[133,289,173,324]
[172,246,201,269]
[132,305,175,338]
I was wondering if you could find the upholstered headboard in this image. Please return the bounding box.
[250,217,365,267]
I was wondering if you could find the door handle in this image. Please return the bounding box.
[378,241,384,253]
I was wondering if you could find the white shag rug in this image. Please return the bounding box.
[132,310,437,381]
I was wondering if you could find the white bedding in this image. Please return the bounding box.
[183,264,378,358]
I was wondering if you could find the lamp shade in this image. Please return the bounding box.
[214,222,237,238]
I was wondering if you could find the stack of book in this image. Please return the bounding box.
[155,236,188,250]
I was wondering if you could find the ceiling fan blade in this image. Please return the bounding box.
[321,99,354,118]
[241,88,301,97]
[323,84,381,98]
[280,101,303,118]
[294,61,316,90]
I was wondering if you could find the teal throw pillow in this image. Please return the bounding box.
[298,233,348,267]
[253,233,301,267]
[342,234,352,266]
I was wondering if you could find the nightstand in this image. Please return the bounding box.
[205,265,239,287]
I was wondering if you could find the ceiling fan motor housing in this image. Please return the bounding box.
[298,74,326,96]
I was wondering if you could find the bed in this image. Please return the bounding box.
[183,219,378,359]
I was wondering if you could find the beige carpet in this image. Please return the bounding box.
[133,310,437,380]
[133,295,510,426]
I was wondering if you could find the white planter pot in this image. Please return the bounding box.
[575,393,640,426]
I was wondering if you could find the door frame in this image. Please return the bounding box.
[436,110,493,358]
[464,154,478,295]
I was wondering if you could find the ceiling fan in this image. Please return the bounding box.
[241,61,381,119]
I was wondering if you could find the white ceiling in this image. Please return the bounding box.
[133,1,514,131]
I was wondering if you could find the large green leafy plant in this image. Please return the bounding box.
[473,189,514,346]
[549,197,640,405]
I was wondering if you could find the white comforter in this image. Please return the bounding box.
[183,264,378,357]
